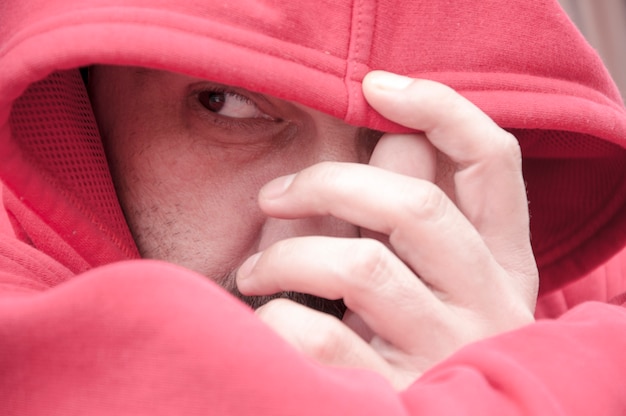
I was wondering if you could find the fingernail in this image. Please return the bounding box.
[260,174,295,199]
[367,71,414,92]
[237,252,262,280]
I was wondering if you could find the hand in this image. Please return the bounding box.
[236,71,538,390]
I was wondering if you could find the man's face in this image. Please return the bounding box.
[89,66,379,315]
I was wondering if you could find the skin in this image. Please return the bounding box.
[89,67,539,389]
[90,66,376,315]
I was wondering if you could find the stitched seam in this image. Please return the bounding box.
[344,0,366,121]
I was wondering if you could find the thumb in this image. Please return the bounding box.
[368,133,437,181]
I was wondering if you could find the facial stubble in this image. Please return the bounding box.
[219,270,347,320]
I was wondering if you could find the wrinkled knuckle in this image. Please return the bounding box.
[499,131,522,162]
[348,238,391,290]
[405,182,448,223]
[486,130,522,168]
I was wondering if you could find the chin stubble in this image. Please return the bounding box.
[219,270,346,320]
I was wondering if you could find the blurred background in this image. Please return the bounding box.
[559,0,626,102]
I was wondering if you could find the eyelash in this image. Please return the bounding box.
[193,85,281,122]
[201,86,250,107]
[191,86,278,131]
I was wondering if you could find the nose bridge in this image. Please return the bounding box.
[309,115,377,165]
[258,216,359,252]
[257,114,379,249]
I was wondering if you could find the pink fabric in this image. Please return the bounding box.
[0,187,13,237]
[536,245,626,318]
[1,0,626,414]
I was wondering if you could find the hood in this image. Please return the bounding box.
[1,0,625,294]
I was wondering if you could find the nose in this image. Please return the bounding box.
[257,113,380,250]
[258,215,359,252]
[303,112,380,165]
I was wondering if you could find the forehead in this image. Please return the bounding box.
[90,65,352,125]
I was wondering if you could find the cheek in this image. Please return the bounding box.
[122,147,264,264]
[112,130,307,278]
[101,89,317,278]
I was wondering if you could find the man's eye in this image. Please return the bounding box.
[198,90,271,120]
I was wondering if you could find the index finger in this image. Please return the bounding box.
[362,72,536,285]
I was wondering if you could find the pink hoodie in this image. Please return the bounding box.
[1,0,626,414]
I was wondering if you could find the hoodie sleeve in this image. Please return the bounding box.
[2,255,626,415]
[0,260,406,416]
[402,302,626,415]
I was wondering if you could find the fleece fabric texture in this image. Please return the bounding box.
[1,0,626,414]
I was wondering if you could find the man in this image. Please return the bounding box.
[87,66,538,387]
[1,0,626,414]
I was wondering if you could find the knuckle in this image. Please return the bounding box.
[496,130,523,163]
[403,182,449,223]
[347,238,392,290]
[483,130,522,167]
